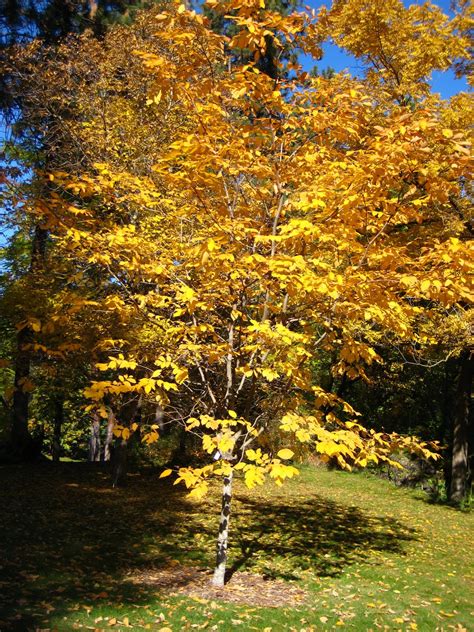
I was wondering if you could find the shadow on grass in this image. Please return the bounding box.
[227,495,417,582]
[0,462,196,631]
[0,464,418,630]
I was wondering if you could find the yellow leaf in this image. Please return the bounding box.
[174,367,188,384]
[317,441,341,457]
[177,3,185,13]
[217,434,235,453]
[277,448,294,460]
[160,469,173,478]
[228,410,237,419]
[244,465,265,488]
[261,368,279,381]
[188,484,207,499]
[442,128,453,138]
[207,238,218,252]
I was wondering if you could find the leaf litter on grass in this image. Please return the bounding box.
[126,565,307,607]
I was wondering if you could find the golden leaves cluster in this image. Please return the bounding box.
[19,0,471,496]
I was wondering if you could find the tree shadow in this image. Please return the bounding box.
[226,494,418,582]
[0,462,198,631]
[0,464,419,630]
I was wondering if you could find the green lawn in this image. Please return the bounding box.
[0,462,472,631]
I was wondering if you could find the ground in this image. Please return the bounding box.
[0,462,472,631]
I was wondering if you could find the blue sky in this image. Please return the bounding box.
[304,0,469,99]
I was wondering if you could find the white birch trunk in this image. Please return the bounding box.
[211,470,233,587]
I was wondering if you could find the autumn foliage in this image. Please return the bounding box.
[2,0,473,583]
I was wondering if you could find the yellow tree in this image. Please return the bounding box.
[2,4,190,461]
[321,0,474,503]
[29,0,472,583]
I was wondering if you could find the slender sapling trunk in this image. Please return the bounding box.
[211,469,234,587]
[52,394,64,462]
[103,410,115,462]
[89,412,101,462]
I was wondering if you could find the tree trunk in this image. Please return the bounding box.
[441,359,455,493]
[52,394,64,462]
[211,470,234,587]
[103,410,115,462]
[112,438,128,487]
[155,404,165,433]
[450,350,473,503]
[111,394,142,486]
[89,412,101,462]
[10,326,35,458]
[10,225,48,460]
[88,0,99,19]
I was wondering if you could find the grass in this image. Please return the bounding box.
[0,461,472,631]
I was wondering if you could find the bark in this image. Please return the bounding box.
[211,470,234,587]
[441,359,456,492]
[112,438,128,487]
[10,326,33,458]
[10,225,48,460]
[88,0,99,19]
[103,410,115,462]
[111,394,142,486]
[170,424,188,466]
[52,393,64,462]
[155,404,165,433]
[450,350,473,503]
[89,412,101,462]
[31,224,47,264]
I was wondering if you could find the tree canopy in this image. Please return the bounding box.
[0,0,472,583]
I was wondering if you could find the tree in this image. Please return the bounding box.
[320,0,473,503]
[0,0,173,460]
[20,0,474,583]
[205,0,301,78]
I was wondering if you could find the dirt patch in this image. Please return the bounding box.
[126,565,307,607]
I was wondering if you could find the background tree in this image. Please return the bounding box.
[318,0,473,503]
[0,0,171,460]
